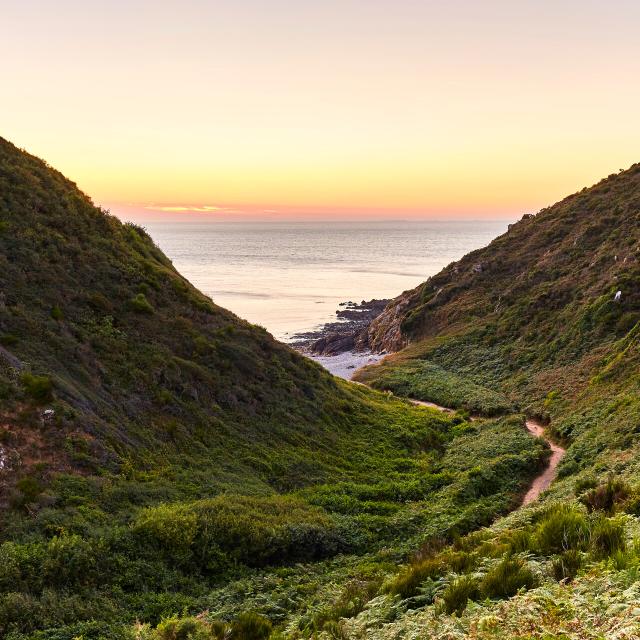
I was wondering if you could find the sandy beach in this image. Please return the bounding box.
[305,350,385,380]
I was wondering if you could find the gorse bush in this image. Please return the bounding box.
[501,529,533,554]
[385,557,443,598]
[440,575,480,616]
[13,476,43,507]
[20,373,53,402]
[480,555,538,599]
[535,504,590,555]
[152,616,212,640]
[129,292,154,314]
[580,476,631,514]
[441,550,476,574]
[590,517,626,558]
[148,612,272,640]
[310,577,383,631]
[50,305,64,320]
[228,612,273,640]
[133,494,343,571]
[552,549,582,582]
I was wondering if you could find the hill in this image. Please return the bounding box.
[358,163,640,414]
[0,139,547,639]
[347,163,640,638]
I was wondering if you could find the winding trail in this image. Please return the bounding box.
[406,398,565,505]
[521,418,566,505]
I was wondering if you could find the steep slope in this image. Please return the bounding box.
[341,165,640,639]
[0,140,546,639]
[0,135,392,496]
[358,163,640,414]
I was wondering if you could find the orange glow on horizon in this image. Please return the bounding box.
[2,1,639,219]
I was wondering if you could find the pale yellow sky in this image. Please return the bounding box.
[3,1,639,219]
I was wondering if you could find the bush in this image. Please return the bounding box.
[311,577,383,630]
[590,517,626,558]
[440,575,480,616]
[574,475,598,494]
[552,549,582,581]
[581,476,630,514]
[129,293,154,314]
[133,503,198,565]
[230,612,272,640]
[385,557,442,598]
[0,333,18,346]
[20,373,53,402]
[13,476,43,507]
[442,550,476,573]
[134,495,342,572]
[535,504,589,555]
[501,529,533,554]
[152,615,214,640]
[50,305,64,320]
[480,556,537,599]
[622,491,640,516]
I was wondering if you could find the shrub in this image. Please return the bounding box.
[311,577,383,630]
[152,615,213,640]
[581,476,630,514]
[535,504,589,555]
[229,612,272,640]
[480,556,537,599]
[133,503,198,564]
[501,529,533,554]
[574,475,598,494]
[590,517,626,558]
[20,373,53,402]
[42,534,103,588]
[552,549,582,581]
[385,557,443,598]
[129,292,154,314]
[440,575,480,616]
[134,495,342,572]
[441,550,476,573]
[622,491,640,516]
[50,305,64,320]
[13,476,43,507]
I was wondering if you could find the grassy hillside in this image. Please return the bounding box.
[0,139,547,639]
[344,164,640,638]
[357,163,640,412]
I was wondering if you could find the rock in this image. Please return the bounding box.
[290,298,390,355]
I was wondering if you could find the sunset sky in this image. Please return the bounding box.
[4,0,640,219]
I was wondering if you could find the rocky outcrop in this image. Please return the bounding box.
[364,292,417,352]
[291,299,390,355]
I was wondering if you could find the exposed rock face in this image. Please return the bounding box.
[364,291,417,352]
[291,299,390,355]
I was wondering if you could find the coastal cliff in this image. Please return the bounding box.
[359,163,640,365]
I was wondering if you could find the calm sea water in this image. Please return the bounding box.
[136,220,509,341]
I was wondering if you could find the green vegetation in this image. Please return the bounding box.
[0,138,548,639]
[347,162,640,637]
[3,140,640,638]
[19,373,53,403]
[361,360,513,415]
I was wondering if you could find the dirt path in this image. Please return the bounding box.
[407,398,565,505]
[521,418,565,505]
[408,398,454,412]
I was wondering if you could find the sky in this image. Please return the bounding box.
[2,0,640,220]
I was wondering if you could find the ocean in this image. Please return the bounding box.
[134,220,510,341]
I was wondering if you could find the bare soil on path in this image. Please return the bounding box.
[521,418,566,505]
[407,398,565,505]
